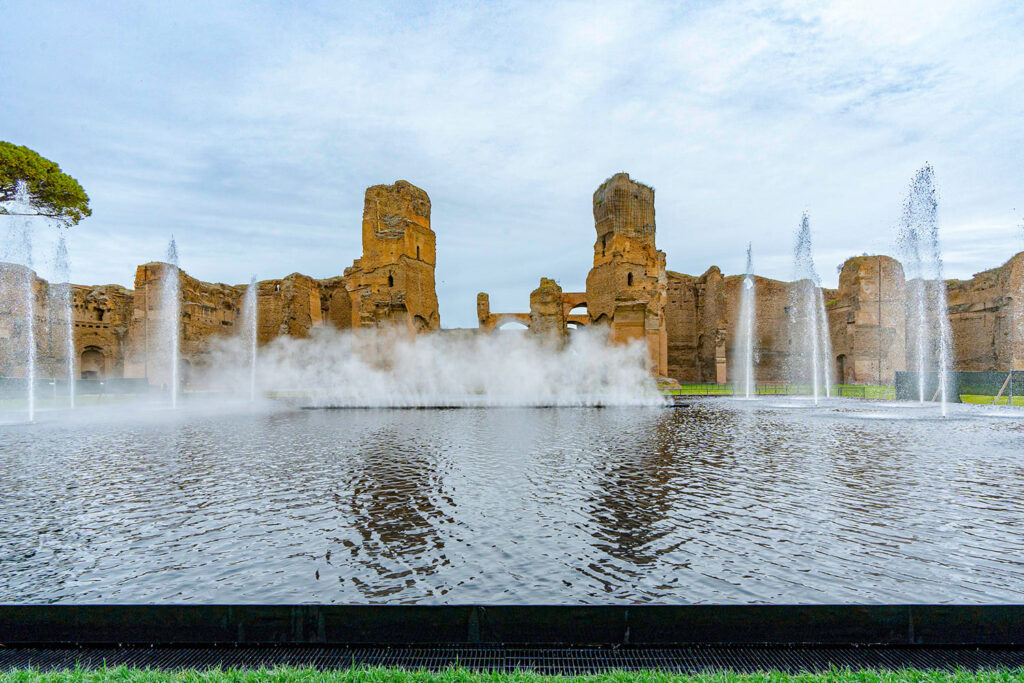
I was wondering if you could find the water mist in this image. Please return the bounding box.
[736,243,756,399]
[242,276,258,401]
[163,237,181,408]
[1,182,38,421]
[790,213,834,404]
[201,326,664,408]
[53,233,75,407]
[897,164,953,416]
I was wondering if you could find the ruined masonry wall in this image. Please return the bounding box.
[946,251,1024,372]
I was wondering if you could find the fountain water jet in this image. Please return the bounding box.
[20,221,36,421]
[791,213,834,404]
[53,233,75,408]
[735,243,756,399]
[1,183,39,421]
[242,275,258,401]
[897,164,953,416]
[163,237,181,408]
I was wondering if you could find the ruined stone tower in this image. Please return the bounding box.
[529,277,566,341]
[827,255,907,384]
[344,180,440,332]
[585,173,668,376]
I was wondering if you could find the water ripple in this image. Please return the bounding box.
[1,400,1022,603]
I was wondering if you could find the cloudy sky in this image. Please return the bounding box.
[3,0,1023,327]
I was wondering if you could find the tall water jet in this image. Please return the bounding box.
[242,275,258,401]
[20,221,35,421]
[790,213,834,404]
[897,164,953,416]
[53,233,75,408]
[735,243,756,398]
[1,183,38,421]
[163,237,181,408]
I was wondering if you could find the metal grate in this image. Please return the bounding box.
[2,646,1024,674]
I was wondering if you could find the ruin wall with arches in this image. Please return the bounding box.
[1,175,1022,388]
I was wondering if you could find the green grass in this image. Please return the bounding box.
[0,394,143,409]
[662,386,1024,404]
[960,394,1024,406]
[662,384,896,399]
[1,668,1023,683]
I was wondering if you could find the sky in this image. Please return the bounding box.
[2,0,1023,328]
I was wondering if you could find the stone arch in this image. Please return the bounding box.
[566,300,589,329]
[481,313,531,333]
[80,346,105,380]
[495,317,530,332]
[560,292,588,321]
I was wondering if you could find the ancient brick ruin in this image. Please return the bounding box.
[474,173,1023,384]
[586,173,668,377]
[345,180,439,332]
[1,174,1022,388]
[0,180,440,386]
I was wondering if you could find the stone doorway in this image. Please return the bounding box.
[80,346,105,380]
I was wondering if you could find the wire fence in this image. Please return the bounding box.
[895,370,1022,404]
[666,383,896,398]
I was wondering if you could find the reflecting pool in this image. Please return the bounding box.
[2,399,1022,603]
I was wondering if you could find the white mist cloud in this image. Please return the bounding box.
[200,327,664,408]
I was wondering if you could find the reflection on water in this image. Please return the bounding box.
[1,400,1023,604]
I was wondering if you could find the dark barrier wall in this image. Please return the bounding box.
[894,371,960,402]
[953,371,1024,398]
[894,371,1024,401]
[1,605,1023,647]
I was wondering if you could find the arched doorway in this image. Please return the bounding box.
[80,346,105,380]
[836,354,847,384]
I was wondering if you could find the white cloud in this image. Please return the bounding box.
[2,0,1022,326]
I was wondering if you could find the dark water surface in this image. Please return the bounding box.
[2,399,1023,603]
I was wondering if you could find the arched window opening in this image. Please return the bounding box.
[567,302,588,331]
[81,346,104,380]
[627,272,633,287]
[495,319,529,332]
[416,245,420,259]
[388,274,394,288]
